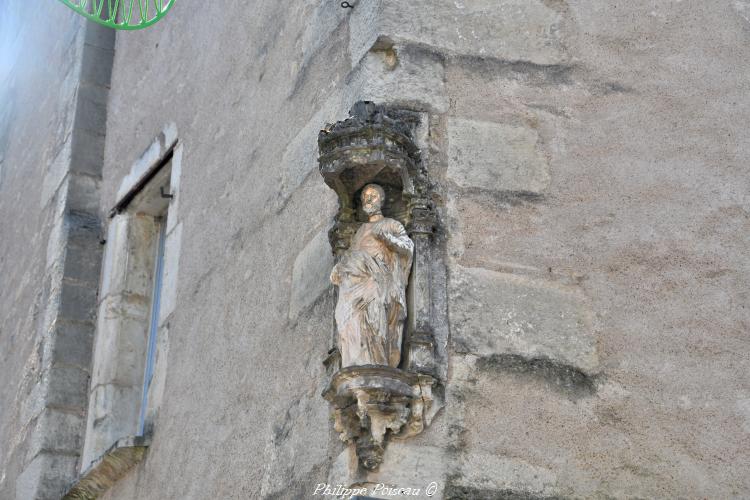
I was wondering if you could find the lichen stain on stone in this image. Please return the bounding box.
[446,423,470,453]
[378,47,399,71]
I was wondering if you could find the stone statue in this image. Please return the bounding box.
[330,184,414,368]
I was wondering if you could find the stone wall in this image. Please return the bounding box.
[95,1,750,498]
[0,2,114,499]
[1,0,749,498]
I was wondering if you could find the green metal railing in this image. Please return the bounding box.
[56,0,175,30]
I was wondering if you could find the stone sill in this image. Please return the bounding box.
[63,436,150,500]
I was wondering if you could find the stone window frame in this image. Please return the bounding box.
[68,125,183,497]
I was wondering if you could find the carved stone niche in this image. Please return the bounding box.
[318,101,441,470]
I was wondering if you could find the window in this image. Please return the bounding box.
[138,219,166,435]
[79,135,182,476]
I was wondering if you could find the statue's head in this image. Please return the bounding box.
[361,184,385,216]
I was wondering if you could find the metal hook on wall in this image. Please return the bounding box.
[160,186,174,199]
[341,2,354,8]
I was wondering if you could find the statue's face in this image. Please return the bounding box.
[362,186,383,215]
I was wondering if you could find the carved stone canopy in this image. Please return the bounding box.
[318,101,421,197]
[318,101,431,255]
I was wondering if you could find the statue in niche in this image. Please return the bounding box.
[330,184,414,368]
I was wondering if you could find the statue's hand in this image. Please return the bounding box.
[377,227,400,247]
[372,223,386,240]
[380,231,397,247]
[330,264,342,285]
[382,225,414,256]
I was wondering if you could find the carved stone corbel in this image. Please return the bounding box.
[322,366,436,470]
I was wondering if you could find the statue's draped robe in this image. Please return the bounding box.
[334,218,414,367]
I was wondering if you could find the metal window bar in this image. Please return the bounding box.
[138,218,167,436]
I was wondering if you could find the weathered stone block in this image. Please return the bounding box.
[448,452,558,498]
[81,384,142,470]
[299,0,349,67]
[26,409,85,461]
[114,123,178,203]
[99,214,158,300]
[90,385,140,434]
[115,141,161,203]
[449,265,598,373]
[44,365,90,411]
[349,0,566,66]
[275,94,350,212]
[66,172,102,214]
[99,214,128,299]
[735,1,750,25]
[71,128,106,177]
[289,228,334,321]
[58,279,98,323]
[350,47,448,114]
[91,301,149,386]
[347,0,382,67]
[447,118,550,194]
[73,88,108,136]
[41,142,72,209]
[46,199,69,271]
[80,43,114,87]
[158,221,182,325]
[161,122,178,151]
[53,321,94,370]
[164,143,183,235]
[16,452,78,500]
[140,324,169,434]
[83,21,115,51]
[328,443,447,497]
[65,226,102,287]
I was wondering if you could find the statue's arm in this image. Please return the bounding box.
[380,221,414,256]
[330,262,342,285]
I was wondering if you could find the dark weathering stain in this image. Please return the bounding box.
[68,210,101,243]
[445,474,567,500]
[445,485,565,500]
[272,397,301,445]
[288,17,349,100]
[602,81,635,94]
[462,188,546,209]
[493,190,545,206]
[475,354,597,398]
[454,54,576,87]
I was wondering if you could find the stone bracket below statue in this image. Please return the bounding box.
[322,366,436,470]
